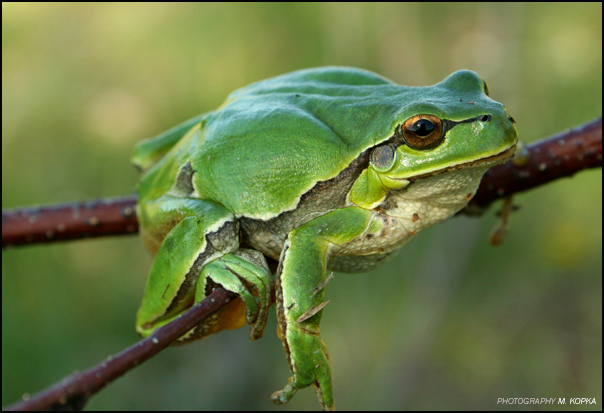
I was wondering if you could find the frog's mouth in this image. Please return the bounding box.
[406,143,517,181]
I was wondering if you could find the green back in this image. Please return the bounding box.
[181,67,496,219]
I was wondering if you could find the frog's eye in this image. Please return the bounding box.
[370,144,396,172]
[400,114,444,150]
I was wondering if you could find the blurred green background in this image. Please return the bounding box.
[2,3,601,410]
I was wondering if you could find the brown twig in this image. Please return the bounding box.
[2,196,138,248]
[3,288,237,411]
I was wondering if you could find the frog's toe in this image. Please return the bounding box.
[270,377,297,405]
[199,250,272,340]
[271,377,335,411]
[227,249,273,340]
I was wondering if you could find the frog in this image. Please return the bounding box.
[132,66,517,410]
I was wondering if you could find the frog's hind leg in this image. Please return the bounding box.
[136,196,271,342]
[271,206,373,411]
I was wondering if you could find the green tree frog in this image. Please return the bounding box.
[132,67,517,410]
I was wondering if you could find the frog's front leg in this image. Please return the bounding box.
[271,207,374,411]
[136,195,271,341]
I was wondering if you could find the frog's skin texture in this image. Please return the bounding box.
[133,67,517,410]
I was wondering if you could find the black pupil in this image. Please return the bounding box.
[410,119,434,136]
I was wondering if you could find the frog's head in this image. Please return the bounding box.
[350,70,517,209]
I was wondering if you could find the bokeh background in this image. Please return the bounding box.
[2,3,601,410]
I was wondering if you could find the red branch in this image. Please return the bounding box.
[2,196,139,248]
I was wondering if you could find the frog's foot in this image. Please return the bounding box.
[198,248,272,340]
[271,371,335,411]
[270,377,298,405]
[271,332,335,410]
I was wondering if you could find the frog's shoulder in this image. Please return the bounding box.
[191,69,410,220]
